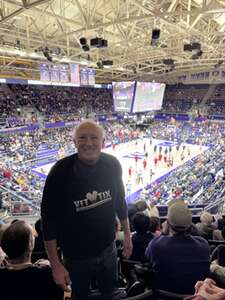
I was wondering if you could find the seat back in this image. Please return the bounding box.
[208,240,225,247]
[64,288,153,300]
[124,290,153,300]
[127,281,146,297]
[153,289,191,299]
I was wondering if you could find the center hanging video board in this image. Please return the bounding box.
[112,81,135,113]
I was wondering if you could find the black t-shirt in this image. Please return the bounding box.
[41,153,127,259]
[0,264,63,300]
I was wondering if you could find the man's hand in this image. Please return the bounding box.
[195,278,225,300]
[34,259,50,266]
[123,235,133,258]
[51,262,71,292]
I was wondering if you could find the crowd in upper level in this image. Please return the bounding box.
[0,83,225,129]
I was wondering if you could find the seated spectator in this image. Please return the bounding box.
[149,216,161,237]
[145,203,210,294]
[115,217,125,252]
[0,222,7,266]
[187,223,200,236]
[217,217,225,230]
[130,213,153,262]
[211,245,225,278]
[213,226,225,241]
[31,218,48,263]
[0,220,63,300]
[128,200,149,230]
[147,200,159,217]
[196,212,216,240]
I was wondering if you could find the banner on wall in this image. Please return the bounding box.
[59,65,70,83]
[70,64,80,85]
[40,63,50,81]
[80,67,89,85]
[50,64,60,82]
[88,68,96,85]
[177,69,225,84]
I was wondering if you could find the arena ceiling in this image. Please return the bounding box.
[0,0,225,83]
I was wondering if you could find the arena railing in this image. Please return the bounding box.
[204,188,225,214]
[0,185,40,214]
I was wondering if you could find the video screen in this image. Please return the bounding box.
[112,81,135,113]
[132,82,166,113]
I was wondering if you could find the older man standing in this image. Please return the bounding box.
[41,119,132,300]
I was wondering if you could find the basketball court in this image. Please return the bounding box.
[32,138,208,204]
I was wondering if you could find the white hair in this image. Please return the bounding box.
[200,212,213,225]
[72,119,105,140]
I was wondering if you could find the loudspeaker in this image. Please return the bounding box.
[97,61,103,68]
[80,37,87,46]
[163,58,174,65]
[191,42,201,50]
[90,37,102,47]
[151,29,160,46]
[152,29,160,40]
[183,44,192,51]
[82,45,90,52]
[101,39,108,48]
[191,50,202,59]
[90,37,108,48]
[102,60,113,66]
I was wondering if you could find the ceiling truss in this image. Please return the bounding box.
[0,0,224,82]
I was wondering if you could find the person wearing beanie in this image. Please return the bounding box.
[145,203,210,294]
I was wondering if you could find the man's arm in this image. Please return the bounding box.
[44,239,71,291]
[113,157,133,258]
[120,218,132,258]
[41,161,71,291]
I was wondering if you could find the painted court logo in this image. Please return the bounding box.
[74,190,112,212]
